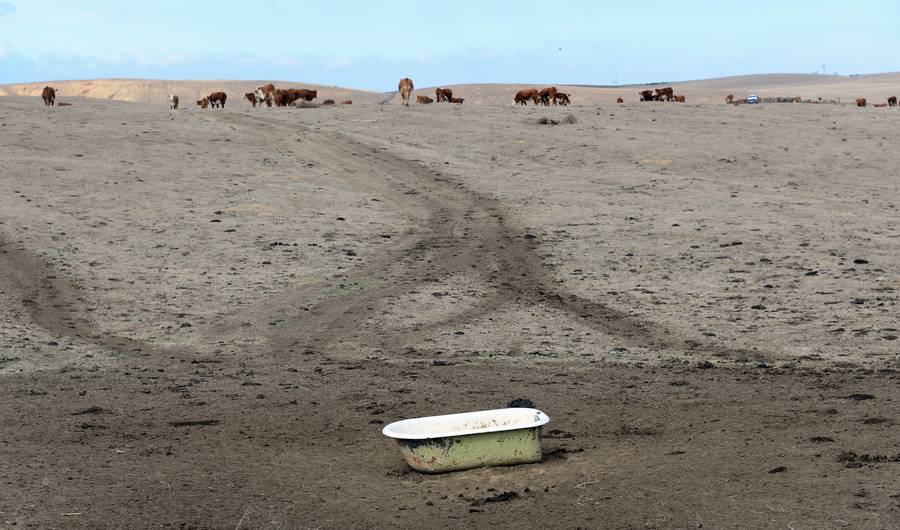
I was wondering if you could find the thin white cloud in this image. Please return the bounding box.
[328,57,352,69]
[274,57,301,67]
[159,52,187,67]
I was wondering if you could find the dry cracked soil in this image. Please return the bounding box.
[1,96,898,529]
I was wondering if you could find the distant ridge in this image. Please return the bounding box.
[0,79,384,106]
[2,73,898,106]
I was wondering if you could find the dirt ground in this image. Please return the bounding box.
[1,96,898,529]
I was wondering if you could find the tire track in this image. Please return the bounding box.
[0,109,736,365]
[0,237,148,355]
[210,112,696,357]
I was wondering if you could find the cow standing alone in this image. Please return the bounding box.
[41,86,56,106]
[398,78,414,106]
[207,92,227,108]
[168,94,180,109]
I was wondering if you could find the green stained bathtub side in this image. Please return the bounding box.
[395,428,543,473]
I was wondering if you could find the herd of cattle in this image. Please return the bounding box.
[638,87,686,102]
[36,83,898,110]
[163,84,352,110]
[513,87,572,106]
[415,87,467,105]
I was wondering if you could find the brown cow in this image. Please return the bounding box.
[888,96,897,107]
[674,95,686,103]
[341,100,353,105]
[640,89,656,102]
[515,89,539,105]
[538,87,558,106]
[435,88,453,102]
[41,86,56,106]
[449,97,465,104]
[417,95,434,104]
[197,98,210,109]
[56,102,71,107]
[168,94,180,109]
[725,94,734,104]
[245,92,258,107]
[398,78,414,106]
[273,88,293,107]
[655,87,674,102]
[322,99,336,105]
[856,98,867,107]
[555,92,571,106]
[290,88,317,102]
[616,97,624,104]
[874,103,888,108]
[257,83,276,101]
[207,92,227,108]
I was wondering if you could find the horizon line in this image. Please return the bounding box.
[3,71,900,93]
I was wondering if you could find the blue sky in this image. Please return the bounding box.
[1,0,898,90]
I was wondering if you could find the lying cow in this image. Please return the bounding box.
[322,99,336,105]
[341,100,353,105]
[436,88,453,102]
[207,92,227,108]
[617,97,624,104]
[168,94,180,109]
[417,95,434,104]
[41,86,56,106]
[674,95,686,103]
[449,97,465,104]
[514,89,540,105]
[197,98,210,109]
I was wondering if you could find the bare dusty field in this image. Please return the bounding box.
[1,95,898,529]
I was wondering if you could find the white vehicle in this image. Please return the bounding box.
[747,94,760,104]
